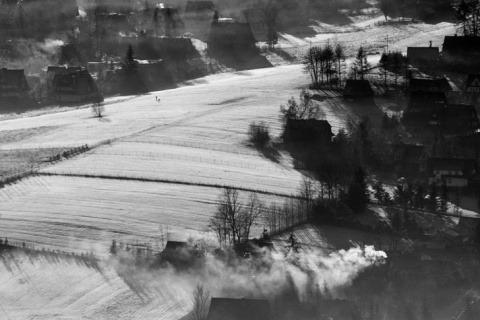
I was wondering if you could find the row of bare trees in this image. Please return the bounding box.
[303,42,345,87]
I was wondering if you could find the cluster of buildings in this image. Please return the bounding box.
[0,0,266,107]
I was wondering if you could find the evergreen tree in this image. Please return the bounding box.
[427,183,437,213]
[439,182,448,213]
[346,167,369,212]
[110,240,117,255]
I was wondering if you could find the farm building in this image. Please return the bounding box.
[390,144,428,177]
[441,36,480,69]
[343,80,374,99]
[239,8,268,42]
[283,118,333,145]
[119,36,198,60]
[206,298,274,320]
[185,0,216,19]
[409,77,452,93]
[403,91,447,124]
[464,74,480,93]
[407,46,439,66]
[52,69,102,103]
[0,68,30,101]
[430,104,480,137]
[427,158,478,187]
[207,20,257,55]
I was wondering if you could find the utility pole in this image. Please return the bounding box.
[386,35,389,53]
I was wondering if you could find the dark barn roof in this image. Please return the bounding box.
[442,36,480,55]
[53,70,99,95]
[407,47,439,65]
[404,91,447,123]
[207,298,274,320]
[283,118,333,144]
[464,74,480,93]
[427,158,477,177]
[409,78,452,93]
[0,68,29,90]
[185,1,215,15]
[431,104,480,136]
[207,21,257,52]
[343,80,374,97]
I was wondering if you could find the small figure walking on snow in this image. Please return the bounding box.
[156,96,161,103]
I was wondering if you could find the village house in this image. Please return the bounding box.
[430,104,480,137]
[464,74,480,94]
[184,0,216,40]
[206,298,274,320]
[52,69,102,103]
[120,36,198,60]
[407,45,439,67]
[207,19,258,55]
[0,68,30,102]
[239,8,268,42]
[409,77,452,93]
[343,79,374,99]
[283,118,333,145]
[403,91,447,124]
[441,36,480,70]
[427,157,478,187]
[390,144,428,177]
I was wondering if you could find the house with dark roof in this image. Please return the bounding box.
[283,118,333,145]
[207,20,257,54]
[206,298,274,320]
[239,8,268,42]
[430,104,480,137]
[441,36,480,68]
[319,299,361,320]
[390,144,428,177]
[403,91,447,124]
[427,158,477,187]
[407,46,439,66]
[119,36,199,60]
[52,69,102,103]
[409,77,452,93]
[464,74,480,93]
[0,68,30,101]
[343,79,374,99]
[185,1,216,19]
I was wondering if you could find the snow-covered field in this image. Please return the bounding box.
[0,251,193,320]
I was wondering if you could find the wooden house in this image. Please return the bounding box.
[430,104,480,137]
[441,36,480,69]
[343,79,374,99]
[403,91,447,124]
[0,68,30,101]
[409,77,452,93]
[407,46,439,66]
[52,69,102,103]
[427,157,477,187]
[283,118,333,145]
[207,298,274,320]
[207,20,257,55]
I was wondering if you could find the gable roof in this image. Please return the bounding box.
[409,78,452,93]
[464,74,480,93]
[407,47,439,63]
[427,158,477,176]
[431,104,480,136]
[163,241,189,251]
[283,118,333,143]
[208,21,257,47]
[185,1,215,13]
[207,298,274,320]
[53,70,98,94]
[392,144,426,164]
[343,80,374,97]
[0,68,29,91]
[443,36,480,54]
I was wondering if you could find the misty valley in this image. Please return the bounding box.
[1,0,480,319]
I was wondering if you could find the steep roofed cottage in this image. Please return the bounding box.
[343,80,374,99]
[206,298,274,320]
[53,69,102,103]
[0,68,30,101]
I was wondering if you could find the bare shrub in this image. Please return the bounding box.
[191,283,210,320]
[248,121,271,147]
[91,103,105,118]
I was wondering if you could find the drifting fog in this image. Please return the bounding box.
[113,244,387,307]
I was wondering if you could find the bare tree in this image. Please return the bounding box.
[91,103,105,118]
[378,0,392,21]
[191,284,210,320]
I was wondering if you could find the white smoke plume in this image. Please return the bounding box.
[38,39,65,55]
